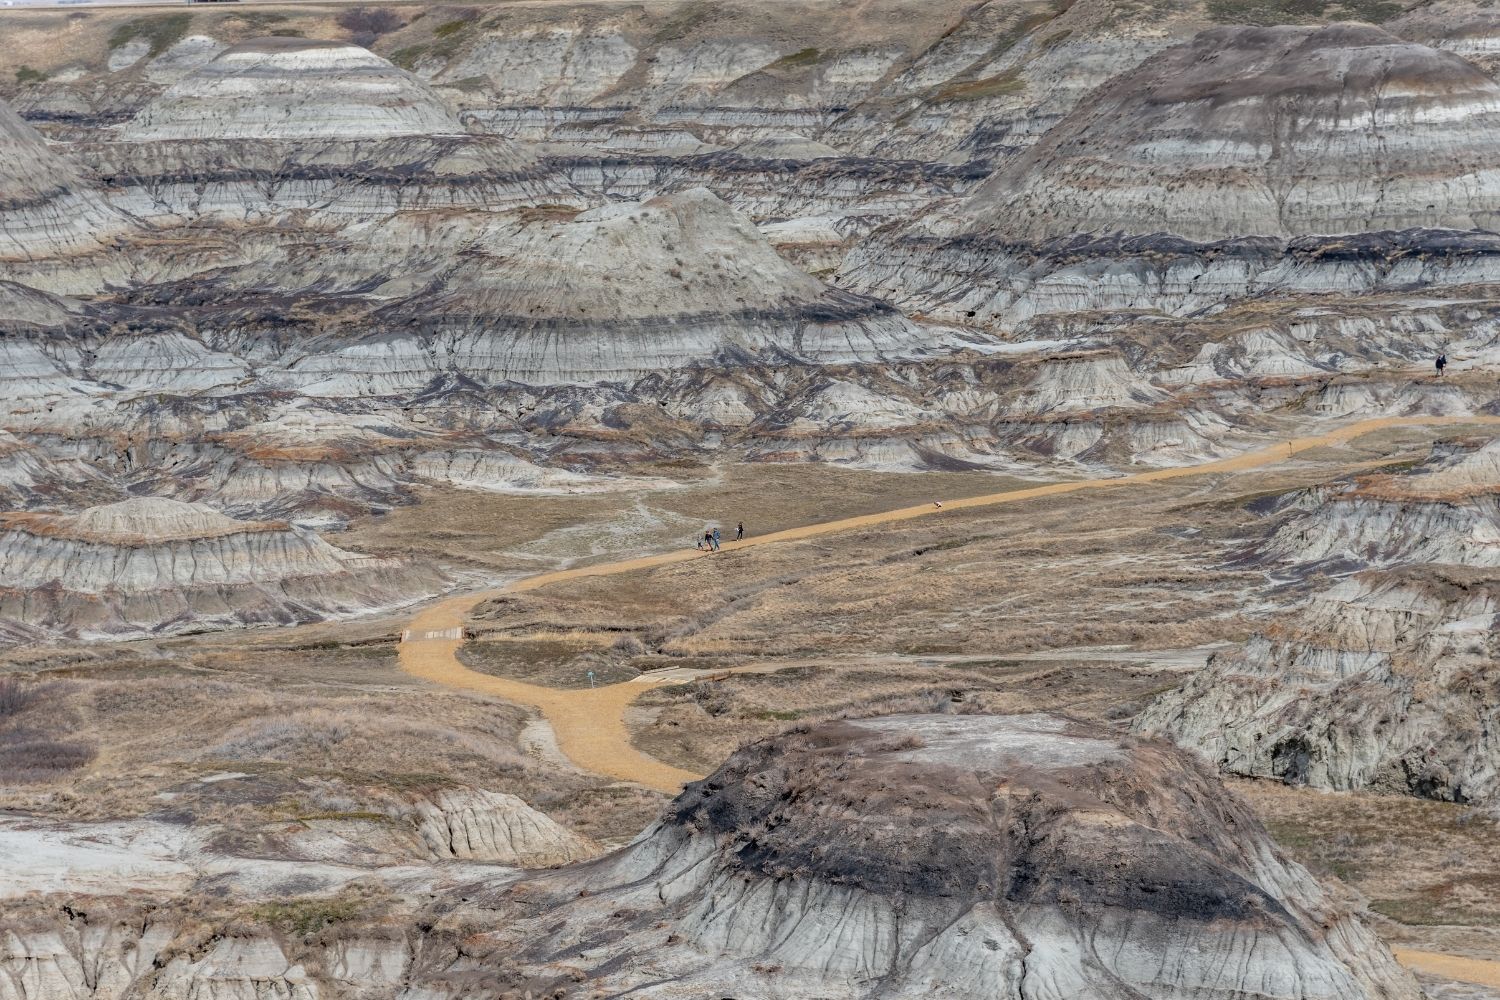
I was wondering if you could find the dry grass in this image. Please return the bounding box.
[0,677,94,783]
[629,658,1185,773]
[1241,779,1500,953]
[0,646,664,845]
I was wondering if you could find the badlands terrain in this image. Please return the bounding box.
[4,0,1500,996]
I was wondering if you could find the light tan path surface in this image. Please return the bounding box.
[1392,949,1500,989]
[399,414,1500,793]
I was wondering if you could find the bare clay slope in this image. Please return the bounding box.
[0,100,131,261]
[0,497,443,639]
[842,23,1500,326]
[507,714,1417,1000]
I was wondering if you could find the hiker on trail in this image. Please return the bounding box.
[712,526,722,550]
[696,537,704,550]
[704,529,714,551]
[736,521,744,541]
[1436,353,1448,377]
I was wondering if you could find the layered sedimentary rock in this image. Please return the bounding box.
[500,713,1416,999]
[965,24,1500,242]
[412,788,596,865]
[0,99,131,261]
[842,24,1500,326]
[284,189,931,391]
[0,497,440,638]
[1141,439,1500,802]
[1256,438,1500,571]
[0,713,1420,999]
[1140,568,1500,802]
[91,38,553,225]
[123,37,466,141]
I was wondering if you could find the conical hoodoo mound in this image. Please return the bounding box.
[504,713,1419,1000]
[837,23,1500,326]
[100,38,546,224]
[290,189,927,392]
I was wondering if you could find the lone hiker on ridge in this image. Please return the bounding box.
[736,521,744,541]
[1436,352,1448,377]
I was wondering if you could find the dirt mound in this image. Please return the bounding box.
[0,498,443,639]
[506,713,1418,999]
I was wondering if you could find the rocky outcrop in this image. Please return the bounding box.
[1255,439,1500,571]
[0,99,131,261]
[0,713,1421,999]
[505,713,1418,999]
[283,189,933,391]
[964,24,1500,242]
[122,38,468,141]
[87,39,555,226]
[0,497,441,639]
[1139,568,1500,802]
[1142,438,1500,802]
[412,788,596,866]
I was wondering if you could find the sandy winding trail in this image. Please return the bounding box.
[398,414,1500,988]
[400,414,1500,791]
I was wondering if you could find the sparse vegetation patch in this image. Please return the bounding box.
[108,13,192,58]
[935,70,1026,102]
[769,47,824,70]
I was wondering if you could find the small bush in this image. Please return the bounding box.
[337,6,405,46]
[0,736,95,780]
[935,70,1025,102]
[0,678,44,718]
[108,13,192,57]
[15,66,47,84]
[770,47,822,70]
[252,896,360,937]
[390,44,429,70]
[208,714,351,760]
[0,678,93,782]
[611,634,646,656]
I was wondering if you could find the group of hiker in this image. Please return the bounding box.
[697,521,744,551]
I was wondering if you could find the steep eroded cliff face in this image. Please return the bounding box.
[495,713,1417,999]
[0,101,132,261]
[1142,439,1500,803]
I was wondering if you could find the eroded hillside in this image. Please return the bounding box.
[3,0,1500,995]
